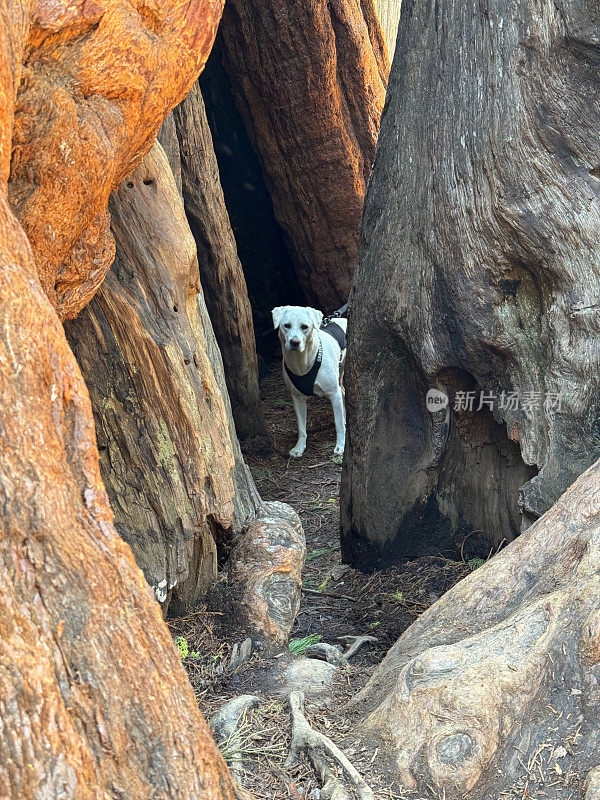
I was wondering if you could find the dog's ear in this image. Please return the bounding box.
[306,308,324,329]
[272,306,287,329]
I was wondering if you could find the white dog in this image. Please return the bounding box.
[272,305,347,458]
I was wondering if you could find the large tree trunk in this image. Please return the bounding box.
[341,0,600,567]
[67,141,304,633]
[0,4,239,795]
[66,141,238,611]
[8,0,224,320]
[199,46,306,348]
[350,457,600,798]
[0,203,241,799]
[173,83,267,441]
[217,0,389,310]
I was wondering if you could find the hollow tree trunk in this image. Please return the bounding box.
[199,46,306,348]
[67,142,304,635]
[66,141,238,611]
[0,5,239,795]
[217,0,389,310]
[350,457,600,798]
[341,0,600,567]
[173,83,267,441]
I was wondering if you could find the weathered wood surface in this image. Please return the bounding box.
[0,232,242,798]
[374,0,401,57]
[351,457,600,798]
[341,0,600,566]
[157,112,183,195]
[218,0,389,310]
[226,501,306,646]
[174,83,267,441]
[66,141,238,612]
[67,142,304,632]
[0,7,239,795]
[8,0,224,320]
[199,45,306,345]
[194,260,263,535]
[0,242,243,799]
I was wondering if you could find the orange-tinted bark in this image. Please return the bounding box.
[218,0,389,309]
[0,3,240,797]
[8,0,225,319]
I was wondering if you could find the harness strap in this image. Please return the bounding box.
[320,320,347,351]
[285,318,347,397]
[322,303,348,325]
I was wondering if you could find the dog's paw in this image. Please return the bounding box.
[289,445,306,458]
[333,443,345,456]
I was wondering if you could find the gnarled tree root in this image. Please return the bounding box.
[350,458,600,798]
[586,767,600,800]
[285,691,374,800]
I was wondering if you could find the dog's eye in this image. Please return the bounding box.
[300,324,309,331]
[283,323,291,329]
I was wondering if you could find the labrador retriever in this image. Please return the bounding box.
[272,305,347,458]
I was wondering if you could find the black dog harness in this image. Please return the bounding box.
[321,319,347,350]
[285,319,347,397]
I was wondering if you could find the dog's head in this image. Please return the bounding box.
[272,305,324,353]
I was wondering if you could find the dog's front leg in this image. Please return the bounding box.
[330,388,346,455]
[290,393,307,457]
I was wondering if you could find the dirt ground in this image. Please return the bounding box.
[169,365,476,799]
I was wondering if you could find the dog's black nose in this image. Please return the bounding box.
[289,339,300,349]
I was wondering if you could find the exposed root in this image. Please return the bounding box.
[585,766,600,800]
[305,641,349,666]
[285,691,374,800]
[304,636,379,667]
[338,635,377,660]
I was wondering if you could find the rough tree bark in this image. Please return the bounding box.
[350,458,600,799]
[67,142,304,632]
[173,83,267,441]
[0,4,240,795]
[66,141,238,611]
[341,0,600,566]
[217,0,389,309]
[0,208,241,799]
[8,0,223,320]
